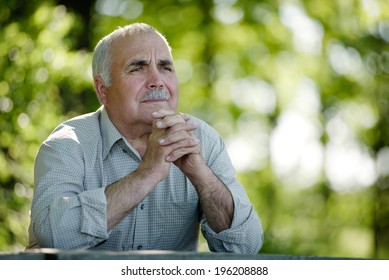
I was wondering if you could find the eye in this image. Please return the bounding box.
[159,60,174,72]
[160,65,174,72]
[130,66,143,72]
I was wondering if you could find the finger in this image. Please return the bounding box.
[178,112,190,121]
[159,131,199,146]
[152,110,175,119]
[154,113,188,129]
[165,137,200,161]
[158,122,198,145]
[166,146,201,162]
[164,121,197,135]
[153,110,189,121]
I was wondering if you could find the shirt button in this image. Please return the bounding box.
[140,204,145,210]
[137,245,143,250]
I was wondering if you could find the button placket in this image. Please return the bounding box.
[132,198,148,251]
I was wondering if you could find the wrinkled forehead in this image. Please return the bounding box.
[110,32,173,68]
[110,31,171,56]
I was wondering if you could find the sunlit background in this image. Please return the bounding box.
[1,0,389,258]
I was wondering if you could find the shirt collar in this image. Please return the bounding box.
[99,106,123,159]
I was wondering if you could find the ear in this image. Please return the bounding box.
[94,76,109,105]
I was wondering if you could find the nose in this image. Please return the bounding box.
[147,67,163,89]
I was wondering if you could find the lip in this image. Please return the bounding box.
[140,95,170,103]
[141,99,168,103]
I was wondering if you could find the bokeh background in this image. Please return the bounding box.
[1,0,389,258]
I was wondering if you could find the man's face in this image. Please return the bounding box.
[101,32,179,129]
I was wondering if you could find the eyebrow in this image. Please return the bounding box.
[128,59,149,67]
[127,59,173,68]
[158,59,173,67]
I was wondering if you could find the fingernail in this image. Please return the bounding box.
[156,121,163,128]
[159,138,165,144]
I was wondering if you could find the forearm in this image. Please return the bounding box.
[186,164,234,233]
[105,167,161,231]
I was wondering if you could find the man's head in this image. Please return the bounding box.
[92,23,171,87]
[92,23,179,129]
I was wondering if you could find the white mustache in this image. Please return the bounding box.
[141,89,170,101]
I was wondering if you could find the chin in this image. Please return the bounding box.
[143,102,176,112]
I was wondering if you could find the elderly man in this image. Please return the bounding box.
[27,23,263,253]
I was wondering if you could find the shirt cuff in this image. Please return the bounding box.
[78,188,109,239]
[201,195,253,244]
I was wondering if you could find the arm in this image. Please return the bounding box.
[174,152,234,233]
[155,112,264,253]
[104,112,199,230]
[175,146,263,254]
[31,114,199,249]
[31,127,109,249]
[195,140,263,254]
[154,112,233,232]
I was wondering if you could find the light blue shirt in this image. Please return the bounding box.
[29,107,263,253]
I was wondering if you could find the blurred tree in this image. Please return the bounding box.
[0,0,96,250]
[1,0,388,259]
[55,0,95,48]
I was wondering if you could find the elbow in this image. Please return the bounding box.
[250,214,265,254]
[32,209,107,250]
[31,211,55,249]
[254,227,264,254]
[236,214,265,254]
[217,214,265,254]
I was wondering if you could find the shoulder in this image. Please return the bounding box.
[188,115,221,141]
[188,115,226,160]
[37,109,103,168]
[47,109,101,144]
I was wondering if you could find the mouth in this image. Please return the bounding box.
[141,89,170,103]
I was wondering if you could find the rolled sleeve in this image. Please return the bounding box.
[201,190,264,254]
[31,124,109,249]
[45,189,109,249]
[79,189,108,238]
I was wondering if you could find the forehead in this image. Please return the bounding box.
[110,32,172,61]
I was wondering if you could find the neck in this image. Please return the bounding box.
[105,114,152,157]
[127,135,150,158]
[119,124,152,158]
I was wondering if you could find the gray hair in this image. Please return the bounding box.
[92,23,171,87]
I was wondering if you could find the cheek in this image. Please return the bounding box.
[167,78,179,96]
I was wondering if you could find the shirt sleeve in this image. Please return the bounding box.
[200,184,264,254]
[30,125,109,249]
[196,120,264,254]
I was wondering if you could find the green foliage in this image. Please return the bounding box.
[1,0,389,258]
[0,0,96,250]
